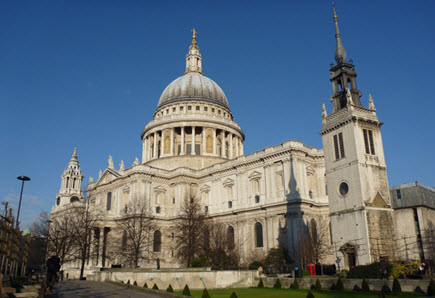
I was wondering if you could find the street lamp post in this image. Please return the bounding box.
[16,176,31,229]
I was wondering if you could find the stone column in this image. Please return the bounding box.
[160,131,164,157]
[235,136,239,158]
[142,137,147,163]
[240,141,244,155]
[213,129,217,156]
[221,131,226,158]
[229,133,233,159]
[191,126,196,155]
[170,128,174,155]
[202,127,206,155]
[181,127,185,155]
[153,132,158,159]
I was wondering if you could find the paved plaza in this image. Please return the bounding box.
[46,280,166,298]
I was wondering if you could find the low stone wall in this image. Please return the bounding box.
[87,269,257,290]
[258,276,431,293]
[85,269,431,293]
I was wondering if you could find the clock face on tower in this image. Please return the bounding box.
[339,181,349,197]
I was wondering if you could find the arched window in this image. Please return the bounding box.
[107,192,112,211]
[56,197,60,206]
[255,222,263,248]
[66,177,69,188]
[227,226,235,250]
[72,178,76,189]
[153,230,161,252]
[70,196,79,203]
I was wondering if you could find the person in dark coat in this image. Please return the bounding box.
[379,258,387,279]
[46,255,61,290]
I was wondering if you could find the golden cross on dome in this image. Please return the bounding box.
[191,28,197,44]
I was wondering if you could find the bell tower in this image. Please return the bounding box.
[320,4,396,268]
[54,148,85,209]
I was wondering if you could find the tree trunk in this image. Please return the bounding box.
[80,252,86,279]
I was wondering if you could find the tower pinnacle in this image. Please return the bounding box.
[185,28,203,75]
[333,3,347,64]
[68,147,79,167]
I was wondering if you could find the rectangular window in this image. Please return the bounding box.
[363,129,376,155]
[368,130,375,154]
[228,201,232,208]
[106,192,112,211]
[255,195,260,203]
[333,132,345,160]
[333,135,340,160]
[173,197,175,204]
[186,144,192,155]
[180,106,184,111]
[204,107,208,111]
[195,144,200,155]
[196,106,200,111]
[363,129,370,154]
[212,108,215,113]
[396,189,402,200]
[173,107,176,112]
[188,106,192,110]
[338,132,345,158]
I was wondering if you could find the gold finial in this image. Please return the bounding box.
[333,2,338,22]
[73,147,77,155]
[191,28,197,44]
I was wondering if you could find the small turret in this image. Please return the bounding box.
[184,28,203,75]
[368,93,376,110]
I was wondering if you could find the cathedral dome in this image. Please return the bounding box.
[157,73,229,109]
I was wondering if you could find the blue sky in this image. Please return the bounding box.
[2,1,434,228]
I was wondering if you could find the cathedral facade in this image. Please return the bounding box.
[51,8,430,274]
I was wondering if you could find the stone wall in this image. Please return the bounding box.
[87,268,257,290]
[258,276,430,293]
[82,268,431,293]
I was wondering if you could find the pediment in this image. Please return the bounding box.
[95,168,121,186]
[366,192,390,208]
[153,185,166,193]
[200,184,211,193]
[248,171,262,180]
[223,178,234,187]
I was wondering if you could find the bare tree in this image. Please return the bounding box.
[174,196,209,267]
[310,222,332,265]
[113,197,154,268]
[48,214,76,266]
[29,211,50,237]
[69,202,101,279]
[203,221,239,269]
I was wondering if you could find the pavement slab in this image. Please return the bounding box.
[46,280,166,298]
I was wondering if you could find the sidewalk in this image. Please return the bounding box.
[45,280,166,297]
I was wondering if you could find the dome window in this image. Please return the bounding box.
[196,106,200,111]
[188,106,192,110]
[212,108,215,113]
[180,106,184,111]
[204,107,208,111]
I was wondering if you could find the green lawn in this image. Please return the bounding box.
[175,287,424,298]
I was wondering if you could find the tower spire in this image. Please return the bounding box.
[333,2,347,64]
[68,147,79,166]
[184,28,203,75]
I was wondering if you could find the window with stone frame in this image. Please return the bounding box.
[363,129,376,155]
[106,192,112,211]
[153,230,162,252]
[255,222,263,248]
[333,132,345,160]
[252,179,260,194]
